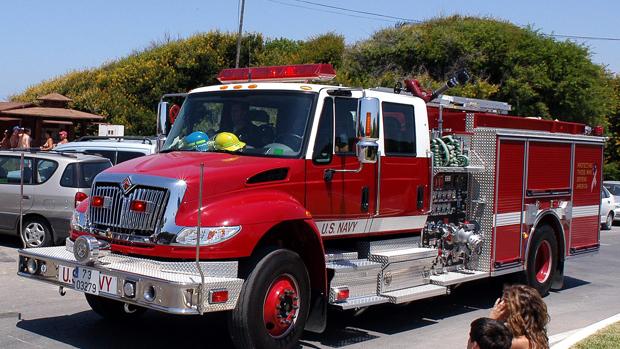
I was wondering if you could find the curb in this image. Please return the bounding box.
[551,313,620,349]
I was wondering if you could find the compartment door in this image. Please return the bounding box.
[494,140,525,266]
[570,144,603,251]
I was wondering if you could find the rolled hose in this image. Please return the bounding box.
[431,135,469,167]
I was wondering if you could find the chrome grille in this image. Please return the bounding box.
[89,183,169,236]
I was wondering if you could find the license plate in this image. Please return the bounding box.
[58,265,117,295]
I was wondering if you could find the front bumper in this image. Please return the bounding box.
[17,245,244,315]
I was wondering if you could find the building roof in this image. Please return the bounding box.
[0,102,33,112]
[1,107,104,120]
[37,93,72,102]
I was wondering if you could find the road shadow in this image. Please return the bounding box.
[553,276,590,292]
[0,234,21,249]
[17,310,235,348]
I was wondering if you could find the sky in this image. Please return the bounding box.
[1,0,618,100]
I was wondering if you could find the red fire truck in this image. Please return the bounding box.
[17,64,604,349]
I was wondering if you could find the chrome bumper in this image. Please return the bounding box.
[17,245,244,315]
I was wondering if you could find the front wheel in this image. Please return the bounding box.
[602,212,613,230]
[228,249,310,349]
[525,225,558,296]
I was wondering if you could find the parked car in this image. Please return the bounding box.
[601,186,618,230]
[604,181,620,224]
[0,150,112,247]
[54,136,157,165]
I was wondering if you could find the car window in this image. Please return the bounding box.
[36,159,58,184]
[60,163,77,188]
[116,151,146,163]
[0,156,33,185]
[84,150,116,164]
[604,184,620,196]
[79,161,112,188]
[602,187,610,198]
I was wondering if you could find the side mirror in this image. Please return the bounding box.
[356,97,380,164]
[357,140,379,164]
[357,97,380,140]
[157,101,169,136]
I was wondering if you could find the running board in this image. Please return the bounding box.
[430,270,489,286]
[331,295,389,310]
[382,284,447,304]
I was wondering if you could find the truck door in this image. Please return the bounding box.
[378,101,429,223]
[305,96,376,237]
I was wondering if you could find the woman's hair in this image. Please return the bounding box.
[503,284,550,349]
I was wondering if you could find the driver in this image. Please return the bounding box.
[229,103,261,146]
[213,132,246,152]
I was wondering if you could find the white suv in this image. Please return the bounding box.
[54,136,157,165]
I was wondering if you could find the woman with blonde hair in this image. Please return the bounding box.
[490,284,550,349]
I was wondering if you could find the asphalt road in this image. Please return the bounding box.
[1,226,619,349]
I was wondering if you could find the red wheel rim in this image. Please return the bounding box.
[263,274,300,338]
[534,240,552,283]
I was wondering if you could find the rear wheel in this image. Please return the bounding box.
[228,249,310,349]
[525,225,558,296]
[602,212,613,230]
[85,294,146,320]
[20,217,53,248]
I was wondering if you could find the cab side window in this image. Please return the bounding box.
[382,102,416,156]
[312,98,334,164]
[334,97,357,154]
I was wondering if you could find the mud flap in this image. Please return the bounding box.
[304,290,327,333]
[551,257,564,290]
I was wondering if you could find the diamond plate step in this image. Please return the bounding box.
[325,249,359,263]
[382,284,447,304]
[327,259,382,300]
[430,270,489,286]
[368,247,437,265]
[331,295,389,309]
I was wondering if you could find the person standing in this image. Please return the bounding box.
[0,130,10,149]
[56,130,69,146]
[19,128,31,149]
[9,126,20,148]
[489,284,550,349]
[40,131,54,150]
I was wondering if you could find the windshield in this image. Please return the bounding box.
[162,90,316,157]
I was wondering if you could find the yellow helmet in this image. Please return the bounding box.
[214,132,246,151]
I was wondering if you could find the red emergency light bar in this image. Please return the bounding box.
[217,64,336,83]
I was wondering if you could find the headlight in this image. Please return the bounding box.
[175,226,242,246]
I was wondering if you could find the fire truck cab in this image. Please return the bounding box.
[17,64,605,349]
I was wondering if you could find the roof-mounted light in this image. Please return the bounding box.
[217,64,336,83]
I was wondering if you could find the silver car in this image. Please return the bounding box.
[0,150,112,247]
[603,181,620,223]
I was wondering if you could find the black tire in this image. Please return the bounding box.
[85,294,146,320]
[228,249,310,349]
[602,212,613,230]
[20,216,53,248]
[525,225,558,296]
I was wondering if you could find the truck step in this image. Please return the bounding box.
[357,236,421,258]
[327,259,381,299]
[382,284,447,304]
[368,247,437,265]
[430,270,489,286]
[324,249,359,262]
[331,295,389,310]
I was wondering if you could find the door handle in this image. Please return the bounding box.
[361,187,369,212]
[22,195,30,200]
[417,186,425,209]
